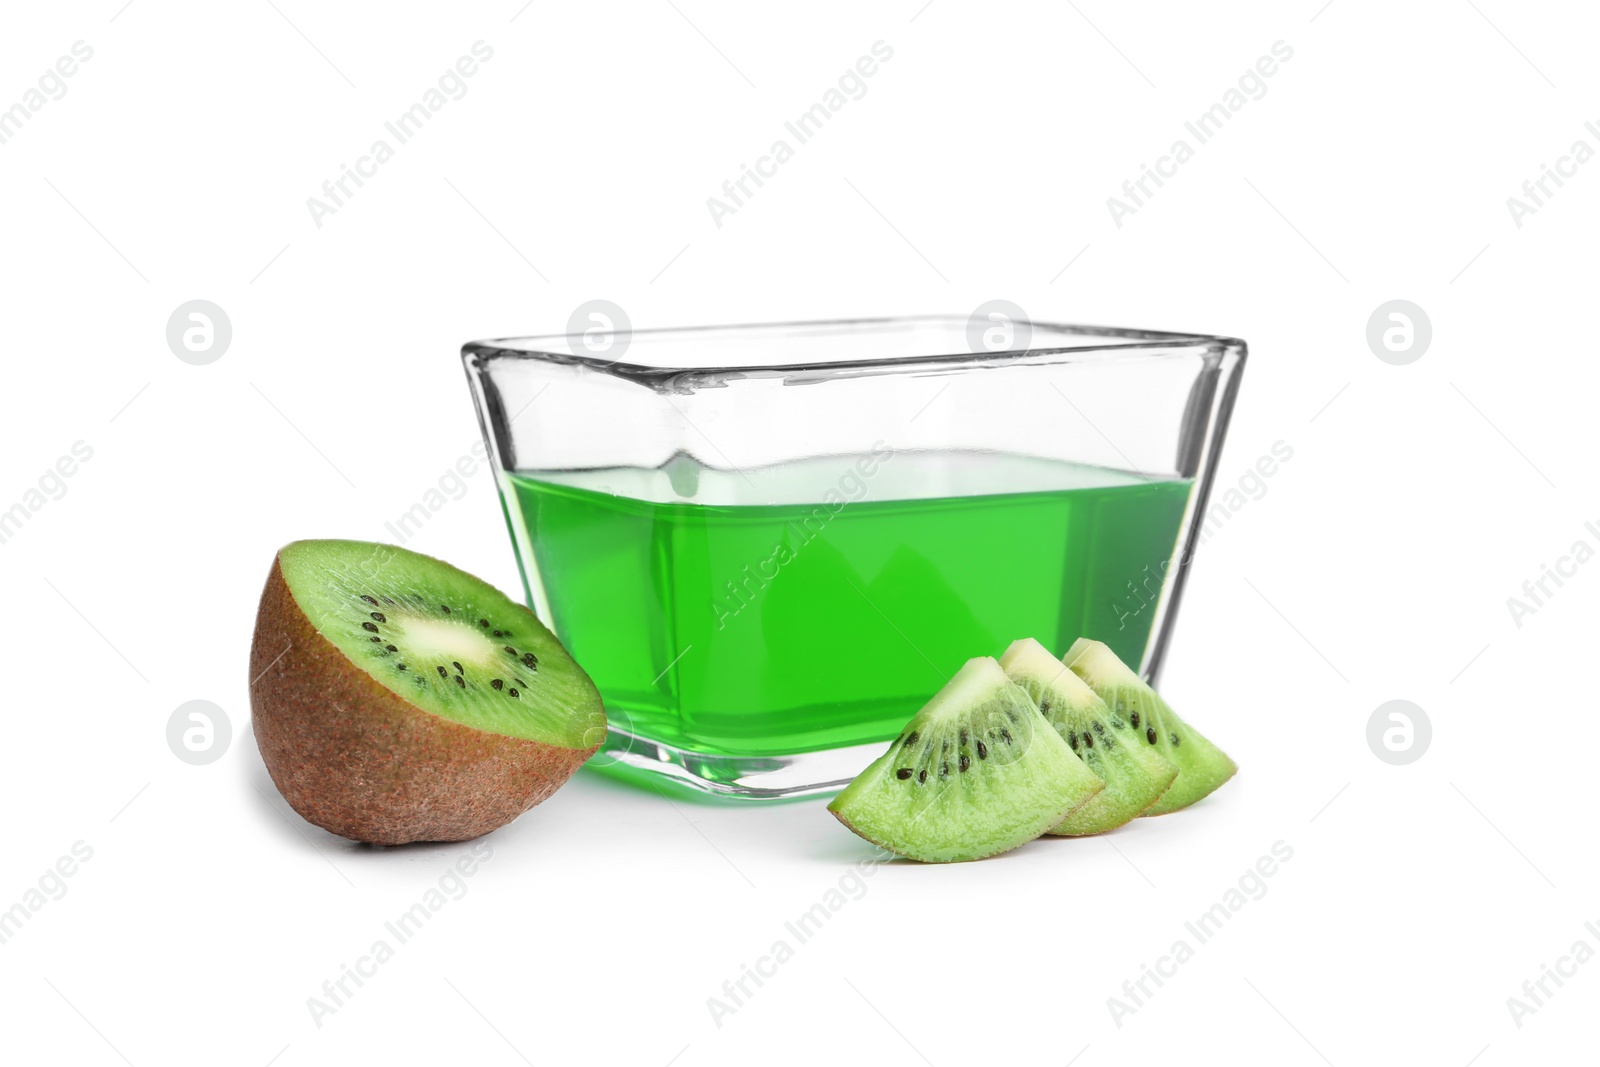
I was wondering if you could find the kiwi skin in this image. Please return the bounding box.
[249,554,601,845]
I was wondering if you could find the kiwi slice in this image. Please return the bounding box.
[249,539,606,844]
[1064,638,1235,815]
[827,657,1104,862]
[1000,638,1179,835]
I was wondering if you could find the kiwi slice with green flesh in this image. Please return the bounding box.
[1000,638,1178,835]
[827,657,1104,863]
[250,539,606,844]
[1064,638,1235,815]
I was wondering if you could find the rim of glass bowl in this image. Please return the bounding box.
[462,315,1246,391]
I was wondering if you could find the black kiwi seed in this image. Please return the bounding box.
[360,595,378,606]
[521,653,537,668]
[493,630,504,638]
[369,636,381,643]
[491,679,503,690]
[479,619,489,627]
[1130,710,1140,727]
[1083,732,1094,748]
[370,611,386,623]
[441,605,451,613]
[386,644,396,652]
[397,664,406,671]
[1069,733,1079,750]
[453,661,463,674]
[436,666,447,678]
[917,769,928,784]
[959,754,971,773]
[381,596,394,605]
[906,731,920,746]
[1093,720,1105,734]
[362,621,378,633]
[508,688,520,699]
[1000,728,1014,745]
[1039,698,1052,715]
[504,646,517,656]
[1147,726,1158,744]
[959,728,969,745]
[1170,732,1180,746]
[977,740,988,760]
[454,675,465,689]
[896,768,912,780]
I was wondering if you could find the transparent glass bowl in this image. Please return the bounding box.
[464,316,1246,798]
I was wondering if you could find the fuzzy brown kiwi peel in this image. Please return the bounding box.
[249,539,606,845]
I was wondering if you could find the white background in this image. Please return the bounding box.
[1,1,1595,1064]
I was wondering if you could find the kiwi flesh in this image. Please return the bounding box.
[1000,638,1178,835]
[249,539,606,844]
[1064,638,1235,815]
[827,657,1104,862]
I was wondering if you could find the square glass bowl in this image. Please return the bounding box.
[463,316,1245,798]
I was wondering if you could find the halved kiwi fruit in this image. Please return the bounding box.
[249,539,606,844]
[1001,638,1179,835]
[827,657,1103,862]
[1064,638,1235,814]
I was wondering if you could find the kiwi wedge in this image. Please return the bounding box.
[827,657,1103,862]
[1001,638,1179,835]
[1064,638,1235,815]
[249,539,606,844]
